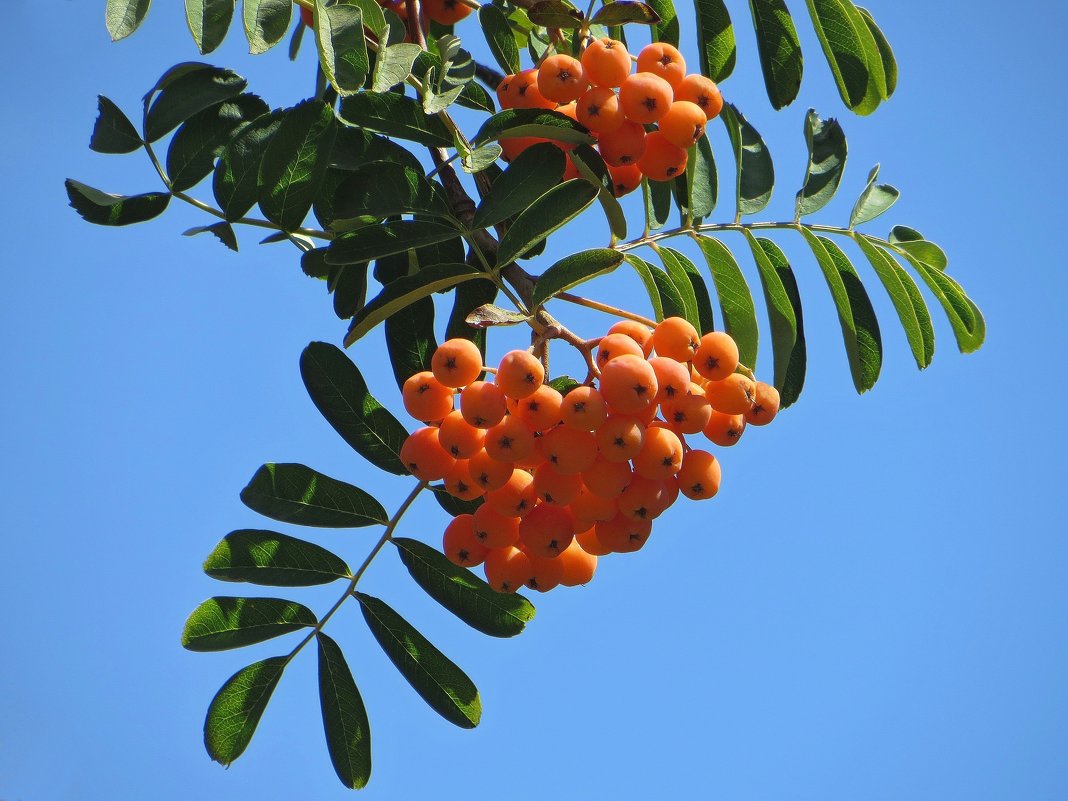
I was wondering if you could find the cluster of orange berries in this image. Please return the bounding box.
[398,317,779,595]
[497,40,724,196]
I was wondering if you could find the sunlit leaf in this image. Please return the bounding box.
[240,463,389,527]
[183,221,239,251]
[721,103,773,217]
[204,656,286,765]
[741,230,797,391]
[752,238,806,406]
[646,0,679,45]
[185,0,235,54]
[659,247,712,333]
[570,143,628,239]
[795,108,847,218]
[213,110,283,221]
[385,297,438,390]
[854,235,932,369]
[496,180,599,265]
[693,236,759,367]
[327,220,462,265]
[480,4,520,74]
[65,179,170,226]
[472,142,566,229]
[694,0,736,82]
[590,2,660,26]
[106,0,152,41]
[533,249,625,308]
[203,529,351,586]
[749,0,803,109]
[473,108,594,146]
[243,0,291,54]
[622,253,664,321]
[340,92,453,147]
[144,64,246,142]
[857,6,897,98]
[312,0,369,95]
[849,164,899,228]
[182,596,316,651]
[167,94,268,192]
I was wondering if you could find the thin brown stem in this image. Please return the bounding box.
[555,292,658,328]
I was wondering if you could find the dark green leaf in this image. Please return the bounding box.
[385,297,438,390]
[749,0,803,109]
[456,81,497,115]
[693,236,759,367]
[473,108,594,147]
[340,92,453,147]
[689,135,718,221]
[300,341,409,474]
[805,0,884,115]
[65,179,170,226]
[497,180,599,265]
[591,2,660,25]
[857,6,897,98]
[317,633,372,790]
[350,0,387,36]
[527,0,584,28]
[795,108,847,218]
[371,43,422,92]
[329,126,424,174]
[243,0,292,54]
[622,254,664,321]
[258,99,338,231]
[144,65,246,142]
[661,248,715,333]
[185,0,235,54]
[203,657,286,765]
[472,142,566,229]
[183,221,239,251]
[898,251,985,354]
[741,230,797,390]
[650,263,687,320]
[799,229,882,392]
[480,5,520,74]
[570,143,628,239]
[213,111,283,221]
[849,164,899,228]
[240,463,389,527]
[547,375,582,394]
[465,304,529,328]
[446,279,498,358]
[89,96,142,154]
[854,235,932,369]
[393,538,536,637]
[432,485,484,516]
[330,262,370,318]
[167,94,269,192]
[752,238,806,406]
[331,163,452,221]
[721,103,774,217]
[643,176,673,230]
[312,0,369,95]
[344,264,484,346]
[106,0,151,41]
[356,593,482,728]
[204,529,351,586]
[657,248,701,331]
[182,597,316,651]
[328,220,463,265]
[645,0,679,45]
[694,0,736,82]
[533,249,625,308]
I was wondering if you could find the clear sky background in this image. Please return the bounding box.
[2,1,1066,799]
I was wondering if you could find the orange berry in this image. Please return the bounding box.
[519,503,576,559]
[432,338,483,388]
[541,425,599,475]
[596,332,646,368]
[508,69,556,110]
[598,354,659,415]
[557,538,598,586]
[676,449,722,500]
[703,410,746,447]
[705,373,757,415]
[652,478,680,516]
[636,130,687,182]
[556,101,578,121]
[576,525,612,556]
[459,380,507,429]
[473,503,521,549]
[618,72,673,124]
[484,469,537,517]
[649,355,691,406]
[597,119,647,167]
[581,456,633,498]
[576,86,625,133]
[581,37,632,88]
[513,384,564,432]
[484,546,532,593]
[658,100,707,149]
[442,514,489,567]
[469,448,514,492]
[617,474,665,522]
[496,73,519,109]
[484,414,537,463]
[595,414,645,462]
[525,554,566,592]
[500,136,548,162]
[532,463,584,506]
[570,487,619,530]
[496,350,545,399]
[537,54,589,104]
[515,437,549,470]
[607,162,643,197]
[693,331,740,381]
[422,0,472,25]
[596,514,652,553]
[745,381,780,426]
[561,385,608,431]
[443,459,484,501]
[437,410,486,459]
[607,320,654,355]
[633,425,685,481]
[662,389,713,435]
[402,371,454,422]
[636,42,686,88]
[675,74,723,120]
[399,426,455,481]
[651,316,700,362]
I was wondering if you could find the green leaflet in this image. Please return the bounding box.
[532,249,625,308]
[646,0,679,45]
[570,144,628,240]
[65,180,170,226]
[166,94,268,192]
[90,96,142,154]
[327,220,462,264]
[850,164,900,228]
[795,109,847,218]
[694,0,736,82]
[643,176,673,231]
[317,633,372,789]
[203,529,351,586]
[473,108,594,146]
[496,180,599,265]
[660,247,715,333]
[622,254,664,321]
[857,6,897,98]
[185,0,235,54]
[741,230,797,391]
[656,247,702,330]
[312,0,369,95]
[385,296,438,390]
[203,656,286,765]
[213,110,283,221]
[749,0,803,109]
[650,261,688,320]
[330,162,452,221]
[472,142,566,230]
[106,0,152,41]
[340,93,453,147]
[243,0,291,54]
[721,103,774,217]
[182,596,316,651]
[752,238,806,406]
[480,4,521,74]
[144,64,247,142]
[240,462,389,527]
[898,250,985,354]
[693,236,760,368]
[805,0,886,114]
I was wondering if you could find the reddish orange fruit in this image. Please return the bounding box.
[576,86,625,133]
[744,381,780,426]
[606,162,643,197]
[532,463,584,506]
[469,447,514,492]
[594,415,645,462]
[676,449,722,500]
[496,350,545,399]
[399,426,455,481]
[581,456,633,498]
[575,525,612,556]
[596,514,652,553]
[619,72,673,124]
[513,384,564,432]
[675,74,724,120]
[484,414,537,463]
[540,426,599,475]
[473,503,521,548]
[607,320,654,355]
[597,119,647,167]
[703,410,746,447]
[484,469,537,517]
[537,54,589,104]
[442,514,489,567]
[561,385,608,431]
[402,371,454,422]
[693,331,740,382]
[599,354,659,415]
[636,42,686,88]
[431,338,483,388]
[443,459,484,501]
[705,373,757,415]
[651,316,700,362]
[518,503,576,558]
[637,131,687,182]
[581,37,632,88]
[633,425,685,481]
[597,332,646,368]
[437,410,486,459]
[484,546,532,593]
[460,380,507,428]
[423,0,473,25]
[658,100,706,149]
[557,538,598,586]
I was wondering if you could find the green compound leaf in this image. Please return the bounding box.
[749,0,803,109]
[497,180,599,265]
[144,64,247,142]
[805,0,885,115]
[798,229,882,392]
[646,0,679,45]
[385,296,438,391]
[356,592,482,728]
[312,0,369,95]
[90,96,142,154]
[693,236,760,368]
[317,633,372,790]
[570,143,628,240]
[741,230,797,391]
[167,94,269,192]
[591,2,660,26]
[622,253,664,321]
[857,6,897,99]
[480,4,520,74]
[657,247,705,333]
[721,103,774,217]
[203,529,351,586]
[185,0,235,54]
[795,108,847,218]
[849,164,899,228]
[213,110,283,221]
[203,656,286,766]
[752,238,806,406]
[258,99,338,231]
[65,180,170,226]
[182,596,316,651]
[300,341,409,474]
[532,248,625,309]
[694,0,736,82]
[240,463,389,527]
[472,142,566,230]
[340,92,453,147]
[344,264,484,346]
[473,108,595,147]
[393,538,536,637]
[243,0,292,54]
[854,235,933,369]
[106,0,152,41]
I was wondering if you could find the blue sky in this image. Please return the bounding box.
[2,1,1066,799]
